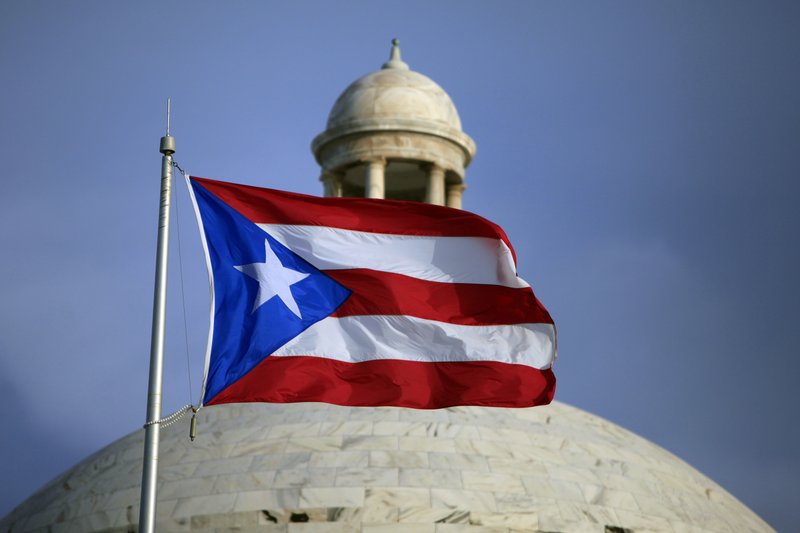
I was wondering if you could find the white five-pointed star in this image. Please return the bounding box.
[234,240,309,318]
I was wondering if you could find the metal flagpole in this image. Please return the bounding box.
[138,98,176,533]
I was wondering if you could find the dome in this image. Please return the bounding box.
[0,401,772,532]
[326,67,463,132]
[312,40,476,175]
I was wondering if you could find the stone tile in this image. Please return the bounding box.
[477,427,531,445]
[171,493,237,518]
[103,486,140,510]
[76,492,109,516]
[488,457,547,476]
[398,409,452,423]
[668,521,720,533]
[190,509,261,529]
[159,461,199,481]
[310,451,370,468]
[370,450,429,468]
[338,503,399,528]
[399,507,469,524]
[252,452,311,470]
[429,452,489,472]
[193,455,254,476]
[581,485,640,511]
[256,507,330,523]
[288,524,357,533]
[538,519,602,533]
[343,435,398,451]
[286,437,343,452]
[233,489,301,512]
[274,468,336,488]
[160,476,216,499]
[454,439,513,459]
[120,444,145,464]
[613,509,673,531]
[689,509,741,532]
[462,471,525,494]
[495,494,557,513]
[556,501,620,526]
[399,468,462,489]
[598,474,659,496]
[58,509,122,533]
[522,477,583,502]
[224,527,288,533]
[543,464,601,485]
[214,471,277,493]
[430,489,497,513]
[199,424,269,445]
[299,487,364,508]
[373,421,428,436]
[358,502,400,524]
[398,437,455,453]
[91,472,142,495]
[229,439,287,458]
[634,493,689,522]
[575,440,628,463]
[159,443,216,465]
[436,423,483,439]
[377,421,477,439]
[435,525,509,533]
[268,423,322,439]
[363,524,435,533]
[508,445,565,465]
[346,407,400,422]
[155,515,191,532]
[469,511,539,529]
[365,487,431,508]
[551,479,591,502]
[536,501,588,532]
[326,506,367,524]
[335,467,398,486]
[320,420,374,436]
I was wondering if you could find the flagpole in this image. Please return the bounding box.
[138,99,175,533]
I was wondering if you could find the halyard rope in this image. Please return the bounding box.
[143,404,196,428]
[140,159,200,440]
[171,160,194,407]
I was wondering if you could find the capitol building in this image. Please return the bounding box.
[0,41,773,533]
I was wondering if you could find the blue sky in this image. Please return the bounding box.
[1,1,798,530]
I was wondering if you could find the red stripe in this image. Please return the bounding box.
[327,269,553,325]
[191,177,516,263]
[206,356,556,409]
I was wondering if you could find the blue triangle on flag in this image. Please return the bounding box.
[191,181,351,404]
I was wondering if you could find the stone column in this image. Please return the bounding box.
[424,164,446,205]
[321,170,343,197]
[365,158,386,199]
[446,183,466,209]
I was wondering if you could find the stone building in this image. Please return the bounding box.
[0,41,773,533]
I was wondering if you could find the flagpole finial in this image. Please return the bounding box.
[160,98,176,155]
[382,38,409,70]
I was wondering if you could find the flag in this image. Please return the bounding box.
[188,176,556,409]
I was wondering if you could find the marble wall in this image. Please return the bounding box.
[0,402,773,532]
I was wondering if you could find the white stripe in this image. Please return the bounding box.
[186,175,216,406]
[272,315,555,369]
[258,224,529,289]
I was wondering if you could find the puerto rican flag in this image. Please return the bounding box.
[188,176,556,409]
